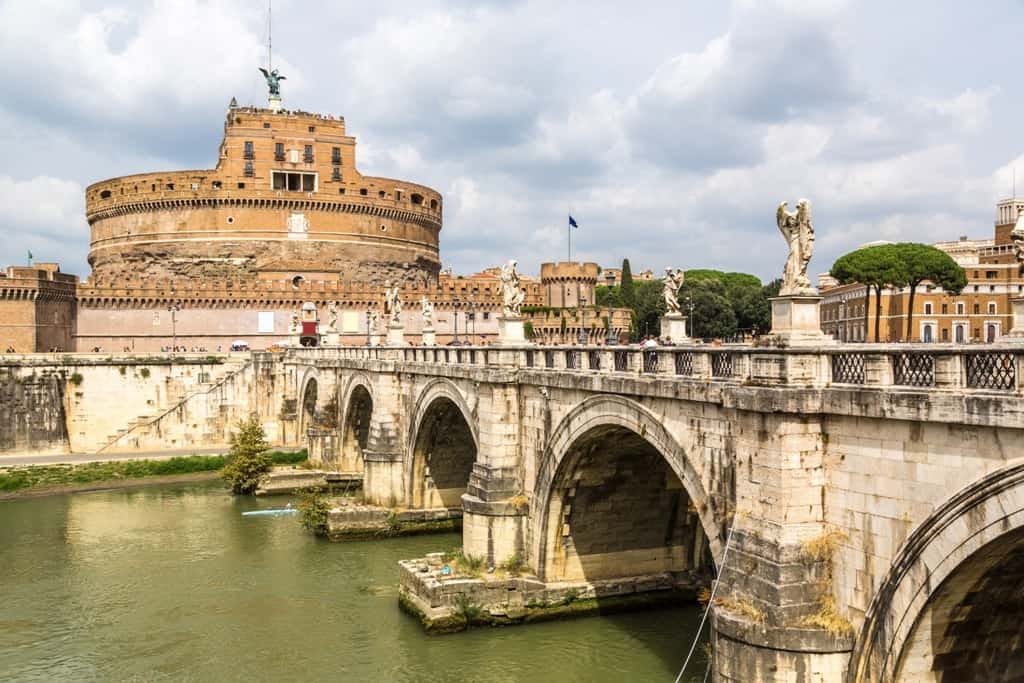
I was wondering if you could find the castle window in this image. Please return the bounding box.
[271,170,317,192]
[100,190,112,199]
[988,302,997,314]
[338,188,345,195]
[331,167,341,181]
[986,270,998,279]
[166,183,174,190]
[263,122,270,129]
[291,275,304,289]
[244,161,254,177]
[957,302,965,315]
[275,143,285,161]
[303,145,314,163]
[360,188,368,196]
[237,182,245,189]
[430,199,438,210]
[308,126,315,133]
[974,303,980,314]
[243,141,254,159]
[378,190,386,198]
[941,303,947,314]
[411,193,423,205]
[331,147,341,164]
[151,184,156,192]
[212,181,222,189]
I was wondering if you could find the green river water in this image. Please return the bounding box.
[0,481,708,682]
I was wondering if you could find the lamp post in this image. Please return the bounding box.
[684,295,695,340]
[168,302,180,359]
[577,294,588,345]
[453,299,461,345]
[605,270,617,345]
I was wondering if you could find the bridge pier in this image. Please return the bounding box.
[462,463,526,567]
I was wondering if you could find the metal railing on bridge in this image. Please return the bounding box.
[285,343,1024,394]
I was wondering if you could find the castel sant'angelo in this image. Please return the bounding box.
[0,76,631,352]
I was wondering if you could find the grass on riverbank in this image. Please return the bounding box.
[0,450,307,493]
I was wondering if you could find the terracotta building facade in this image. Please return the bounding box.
[821,198,1024,343]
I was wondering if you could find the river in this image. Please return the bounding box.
[0,481,708,682]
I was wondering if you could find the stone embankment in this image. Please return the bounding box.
[326,502,461,540]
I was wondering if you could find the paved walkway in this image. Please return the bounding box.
[0,447,302,467]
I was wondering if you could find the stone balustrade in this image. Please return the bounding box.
[285,343,1024,394]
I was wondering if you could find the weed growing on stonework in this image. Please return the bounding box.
[139,368,151,379]
[69,372,84,386]
[454,550,485,577]
[453,593,484,624]
[298,487,331,536]
[221,416,272,495]
[384,510,402,536]
[499,552,527,576]
[561,588,579,605]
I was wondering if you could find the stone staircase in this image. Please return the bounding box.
[95,359,251,454]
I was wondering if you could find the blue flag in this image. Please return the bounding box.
[568,215,578,228]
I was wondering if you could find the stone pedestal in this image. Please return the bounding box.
[269,94,282,113]
[767,295,835,346]
[497,315,527,346]
[386,323,405,346]
[325,331,340,346]
[369,333,381,347]
[421,327,436,346]
[289,333,301,347]
[999,298,1024,342]
[662,313,689,343]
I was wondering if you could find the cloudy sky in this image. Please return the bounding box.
[0,0,1021,282]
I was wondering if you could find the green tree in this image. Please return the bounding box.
[893,243,966,341]
[221,416,272,495]
[632,279,664,339]
[620,259,635,308]
[830,244,906,342]
[678,277,738,340]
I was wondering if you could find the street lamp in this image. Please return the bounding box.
[452,298,461,345]
[577,293,588,345]
[168,302,180,358]
[684,295,695,340]
[605,270,616,345]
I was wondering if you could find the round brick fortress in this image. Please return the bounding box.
[85,104,443,287]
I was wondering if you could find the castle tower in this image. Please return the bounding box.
[540,262,599,308]
[84,103,443,288]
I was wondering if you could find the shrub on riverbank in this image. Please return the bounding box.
[221,417,273,495]
[298,487,331,536]
[0,449,307,494]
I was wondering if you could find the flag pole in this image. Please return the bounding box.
[568,216,571,263]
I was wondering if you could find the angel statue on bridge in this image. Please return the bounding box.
[1011,210,1024,276]
[662,267,685,315]
[776,198,815,296]
[500,260,525,317]
[420,296,435,328]
[384,281,402,325]
[259,67,286,96]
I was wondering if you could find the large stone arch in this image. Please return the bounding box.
[297,367,320,436]
[337,372,376,474]
[406,378,479,510]
[532,395,725,581]
[848,462,1024,682]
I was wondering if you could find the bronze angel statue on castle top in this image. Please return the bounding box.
[776,199,815,296]
[259,67,286,96]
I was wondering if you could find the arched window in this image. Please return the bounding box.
[955,325,965,343]
[922,324,933,343]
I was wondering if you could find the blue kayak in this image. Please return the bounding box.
[242,508,299,517]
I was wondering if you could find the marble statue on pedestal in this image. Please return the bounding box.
[500,260,525,317]
[384,281,402,324]
[662,267,685,315]
[1011,211,1024,275]
[326,302,339,332]
[776,199,815,296]
[369,311,381,335]
[421,296,434,327]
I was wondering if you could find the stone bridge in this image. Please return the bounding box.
[280,343,1024,682]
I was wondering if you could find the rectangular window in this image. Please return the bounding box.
[941,328,948,341]
[986,270,998,279]
[303,145,314,163]
[941,303,948,314]
[257,311,275,333]
[974,303,980,315]
[331,167,341,181]
[275,143,284,161]
[956,302,965,315]
[272,171,318,193]
[332,147,341,164]
[244,140,254,159]
[924,303,932,314]
[988,302,997,314]
[244,161,254,177]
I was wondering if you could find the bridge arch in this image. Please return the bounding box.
[848,462,1024,682]
[297,367,320,436]
[406,379,479,510]
[533,395,724,582]
[337,373,375,473]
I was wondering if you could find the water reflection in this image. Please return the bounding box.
[0,481,706,682]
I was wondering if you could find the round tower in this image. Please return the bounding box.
[540,262,600,308]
